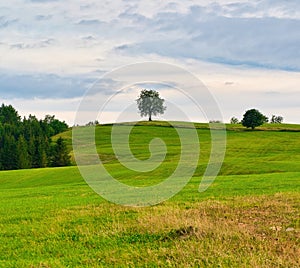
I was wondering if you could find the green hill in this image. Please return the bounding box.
[0,122,299,267]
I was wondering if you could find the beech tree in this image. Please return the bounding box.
[271,115,283,124]
[230,117,239,124]
[242,109,268,130]
[136,89,166,121]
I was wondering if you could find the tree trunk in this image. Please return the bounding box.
[148,110,152,121]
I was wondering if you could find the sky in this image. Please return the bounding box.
[0,0,299,125]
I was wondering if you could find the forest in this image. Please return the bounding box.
[0,103,70,170]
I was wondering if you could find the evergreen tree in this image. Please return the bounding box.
[0,104,21,125]
[27,135,35,168]
[51,137,71,167]
[17,135,30,169]
[0,103,70,170]
[43,115,68,136]
[33,136,47,168]
[1,134,18,170]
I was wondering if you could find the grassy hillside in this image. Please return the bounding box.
[0,122,299,267]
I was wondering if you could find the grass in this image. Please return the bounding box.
[0,121,299,267]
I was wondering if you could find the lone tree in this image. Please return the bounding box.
[230,117,239,124]
[136,89,166,121]
[242,109,268,130]
[271,115,283,124]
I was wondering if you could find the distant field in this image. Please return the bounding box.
[0,122,299,267]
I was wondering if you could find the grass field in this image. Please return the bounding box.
[0,122,299,267]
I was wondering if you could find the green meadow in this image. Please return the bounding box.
[0,122,299,267]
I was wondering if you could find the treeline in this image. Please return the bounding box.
[0,104,71,170]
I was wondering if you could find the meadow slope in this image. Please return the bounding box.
[0,122,299,267]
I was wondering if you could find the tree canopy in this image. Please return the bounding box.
[230,117,239,124]
[136,89,166,121]
[241,109,268,129]
[0,103,70,170]
[270,115,283,124]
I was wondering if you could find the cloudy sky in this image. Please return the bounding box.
[0,0,299,124]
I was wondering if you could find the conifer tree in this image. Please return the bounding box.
[17,135,30,169]
[51,137,71,167]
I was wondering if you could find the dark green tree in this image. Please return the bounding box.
[0,104,21,125]
[136,89,166,121]
[242,109,268,130]
[43,115,68,136]
[0,134,18,170]
[16,135,30,169]
[51,137,71,167]
[33,136,48,168]
[0,103,70,170]
[27,135,35,168]
[230,117,239,124]
[271,115,283,124]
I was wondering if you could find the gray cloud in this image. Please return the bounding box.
[0,0,298,124]
[118,11,149,24]
[260,91,300,109]
[29,0,58,2]
[77,19,104,26]
[201,1,300,19]
[10,39,56,49]
[0,71,124,99]
[81,35,96,41]
[80,4,96,11]
[0,16,18,28]
[0,73,91,99]
[117,6,300,71]
[35,15,53,21]
[224,82,234,86]
[3,0,299,72]
[115,44,130,51]
[1,1,300,86]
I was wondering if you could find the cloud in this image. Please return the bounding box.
[0,0,299,124]
[35,14,52,21]
[118,11,149,24]
[0,73,92,99]
[2,0,299,72]
[77,19,104,26]
[224,81,234,86]
[81,35,96,41]
[115,44,130,51]
[0,16,18,28]
[195,1,300,19]
[118,6,300,71]
[80,3,97,11]
[29,0,58,3]
[10,39,56,49]
[0,70,125,99]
